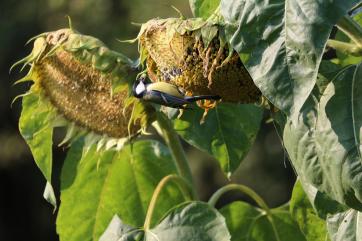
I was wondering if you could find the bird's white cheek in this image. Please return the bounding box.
[135,82,146,95]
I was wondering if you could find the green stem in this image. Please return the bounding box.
[208,184,268,210]
[208,184,281,241]
[327,39,362,56]
[350,2,362,13]
[143,174,192,230]
[155,113,196,197]
[336,15,362,48]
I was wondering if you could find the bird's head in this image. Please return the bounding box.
[132,75,148,98]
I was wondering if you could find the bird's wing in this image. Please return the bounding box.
[144,90,191,108]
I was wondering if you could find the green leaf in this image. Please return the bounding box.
[295,181,362,241]
[19,90,57,207]
[147,202,230,241]
[189,0,220,19]
[99,215,143,241]
[220,201,306,241]
[220,0,359,121]
[299,181,347,220]
[334,12,362,67]
[101,202,231,241]
[56,140,184,241]
[172,103,263,175]
[290,181,330,241]
[283,64,362,210]
[326,209,362,241]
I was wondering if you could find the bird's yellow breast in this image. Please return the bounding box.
[147,82,184,98]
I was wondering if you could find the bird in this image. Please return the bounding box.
[132,76,221,109]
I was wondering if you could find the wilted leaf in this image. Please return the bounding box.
[220,0,359,121]
[172,103,263,176]
[56,140,184,241]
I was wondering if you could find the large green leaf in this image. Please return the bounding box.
[290,181,330,241]
[56,140,184,241]
[284,64,362,210]
[189,0,220,18]
[172,103,263,176]
[290,182,362,241]
[220,0,359,121]
[298,181,347,220]
[101,202,231,241]
[326,209,362,241]
[19,90,57,207]
[220,201,306,241]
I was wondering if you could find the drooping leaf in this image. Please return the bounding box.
[56,140,184,241]
[101,202,231,241]
[290,181,330,241]
[220,0,359,121]
[326,209,362,241]
[220,201,306,241]
[172,103,263,176]
[284,64,362,210]
[19,90,57,207]
[189,0,220,19]
[334,12,362,67]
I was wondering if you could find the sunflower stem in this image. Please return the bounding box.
[144,174,193,230]
[156,113,197,199]
[327,39,362,56]
[336,15,362,48]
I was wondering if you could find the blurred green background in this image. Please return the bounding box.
[0,1,295,240]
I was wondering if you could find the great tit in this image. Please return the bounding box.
[132,76,221,108]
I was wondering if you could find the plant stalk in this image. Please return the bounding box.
[336,15,362,48]
[327,39,362,56]
[144,174,193,230]
[155,113,197,198]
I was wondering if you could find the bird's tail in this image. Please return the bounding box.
[185,95,221,102]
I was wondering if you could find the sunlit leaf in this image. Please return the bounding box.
[56,140,184,241]
[327,209,362,241]
[19,90,57,208]
[101,202,231,241]
[189,0,220,19]
[290,181,330,241]
[220,0,359,122]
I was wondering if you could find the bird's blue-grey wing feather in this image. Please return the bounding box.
[144,90,190,108]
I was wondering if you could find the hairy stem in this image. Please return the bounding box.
[336,15,362,48]
[144,174,193,230]
[155,113,197,198]
[327,39,362,56]
[208,184,281,241]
